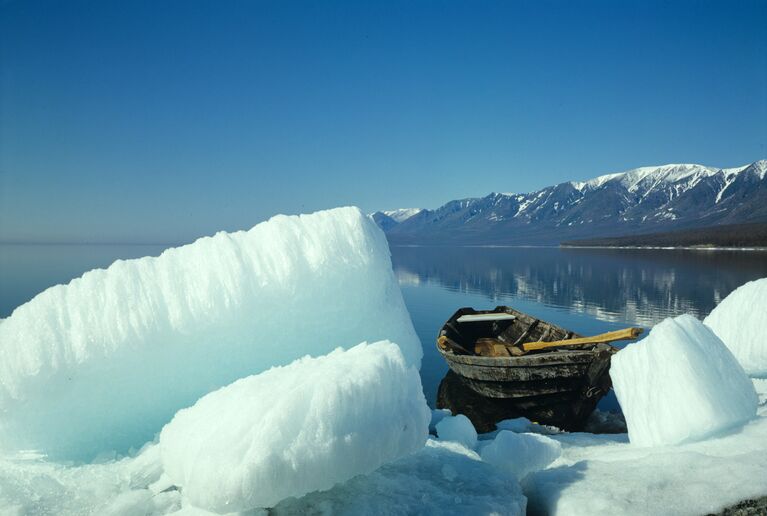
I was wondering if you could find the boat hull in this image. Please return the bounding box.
[435,306,617,431]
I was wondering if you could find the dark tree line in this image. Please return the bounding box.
[562,223,767,248]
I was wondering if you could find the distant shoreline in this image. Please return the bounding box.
[560,245,767,252]
[561,222,767,250]
[392,243,767,251]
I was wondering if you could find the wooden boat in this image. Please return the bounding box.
[436,306,642,431]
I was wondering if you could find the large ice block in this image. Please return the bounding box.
[704,278,767,376]
[611,314,757,447]
[159,341,430,513]
[0,207,421,460]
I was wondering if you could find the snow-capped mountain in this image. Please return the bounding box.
[383,208,424,223]
[376,160,767,245]
[371,208,424,231]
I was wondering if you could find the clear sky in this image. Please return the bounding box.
[1,0,766,243]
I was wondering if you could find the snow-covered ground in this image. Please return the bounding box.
[526,378,767,516]
[0,207,765,515]
[611,314,757,447]
[2,382,765,515]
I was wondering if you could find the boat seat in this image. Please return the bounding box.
[457,313,516,323]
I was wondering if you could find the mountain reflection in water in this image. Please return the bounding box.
[391,246,767,327]
[391,245,767,409]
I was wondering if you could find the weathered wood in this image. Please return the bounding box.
[474,338,512,357]
[443,348,596,367]
[522,327,643,352]
[435,305,622,428]
[445,359,591,383]
[537,326,552,342]
[458,313,516,323]
[437,335,473,355]
[513,319,540,346]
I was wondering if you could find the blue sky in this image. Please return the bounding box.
[1,0,766,243]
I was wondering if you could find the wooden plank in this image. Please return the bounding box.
[457,313,517,323]
[536,326,552,342]
[437,335,474,355]
[522,327,643,352]
[474,338,512,357]
[513,319,540,346]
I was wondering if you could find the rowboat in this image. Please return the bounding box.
[435,306,642,432]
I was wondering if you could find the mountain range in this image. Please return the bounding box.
[372,160,767,245]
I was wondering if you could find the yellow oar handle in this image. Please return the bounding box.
[522,327,643,352]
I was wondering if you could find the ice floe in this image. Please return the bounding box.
[705,278,767,376]
[435,414,478,450]
[0,207,421,461]
[611,314,757,447]
[160,341,430,513]
[479,430,562,480]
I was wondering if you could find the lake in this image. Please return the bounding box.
[2,243,766,411]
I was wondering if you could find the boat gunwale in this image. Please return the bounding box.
[436,345,607,367]
[438,305,618,366]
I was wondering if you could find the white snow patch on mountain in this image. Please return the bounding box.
[571,162,757,194]
[571,172,624,191]
[752,159,767,179]
[382,208,424,223]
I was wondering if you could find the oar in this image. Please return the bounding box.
[521,327,644,352]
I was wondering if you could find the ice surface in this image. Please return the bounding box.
[159,341,430,513]
[704,278,767,376]
[0,207,421,461]
[480,431,561,480]
[475,418,559,443]
[525,383,767,516]
[429,408,452,434]
[4,381,766,515]
[611,314,757,447]
[435,414,478,449]
[496,417,535,433]
[268,439,526,516]
[0,443,173,516]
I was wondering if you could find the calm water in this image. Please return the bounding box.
[2,243,766,409]
[391,246,767,408]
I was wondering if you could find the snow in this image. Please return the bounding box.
[0,439,528,516]
[755,159,767,179]
[570,162,758,193]
[0,443,172,516]
[615,164,718,192]
[2,320,766,516]
[0,206,421,461]
[267,439,527,515]
[611,314,758,447]
[159,341,430,513]
[496,417,558,436]
[3,202,767,514]
[435,414,478,450]
[570,172,624,191]
[382,208,424,223]
[497,418,537,433]
[525,380,767,516]
[479,431,561,480]
[429,408,452,434]
[704,278,767,376]
[715,168,741,203]
[7,386,767,516]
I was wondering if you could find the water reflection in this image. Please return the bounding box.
[391,246,767,327]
